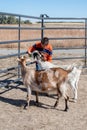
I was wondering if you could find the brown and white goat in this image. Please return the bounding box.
[31,50,82,102]
[17,56,71,111]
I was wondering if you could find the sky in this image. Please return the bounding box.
[0,0,87,18]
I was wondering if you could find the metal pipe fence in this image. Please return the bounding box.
[0,12,87,88]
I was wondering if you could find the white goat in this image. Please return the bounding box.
[17,56,72,111]
[31,50,82,102]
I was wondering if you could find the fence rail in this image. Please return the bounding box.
[0,12,87,88]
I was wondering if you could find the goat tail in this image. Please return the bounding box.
[72,62,83,70]
[67,68,73,74]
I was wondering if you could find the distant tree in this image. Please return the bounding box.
[0,15,32,24]
[15,18,19,24]
[24,20,32,24]
[7,16,17,24]
[0,15,7,24]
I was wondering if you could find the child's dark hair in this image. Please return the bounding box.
[41,37,49,44]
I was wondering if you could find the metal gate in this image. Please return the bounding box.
[0,12,87,88]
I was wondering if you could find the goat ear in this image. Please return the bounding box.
[23,56,26,59]
[17,58,21,62]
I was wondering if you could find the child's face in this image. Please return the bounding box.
[41,42,48,48]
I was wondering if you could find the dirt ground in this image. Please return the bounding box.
[0,58,87,130]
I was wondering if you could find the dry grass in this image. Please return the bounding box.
[0,23,85,49]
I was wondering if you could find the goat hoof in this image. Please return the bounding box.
[35,102,41,107]
[54,104,57,108]
[64,109,68,112]
[46,93,50,97]
[54,101,58,108]
[73,99,77,103]
[25,106,29,110]
[64,108,69,112]
[24,103,28,109]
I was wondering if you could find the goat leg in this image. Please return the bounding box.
[35,91,40,106]
[73,87,77,102]
[54,93,60,108]
[54,87,61,108]
[24,86,31,109]
[24,102,28,109]
[24,94,30,109]
[64,96,69,111]
[54,97,59,108]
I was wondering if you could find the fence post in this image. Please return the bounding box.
[85,19,87,67]
[40,14,44,40]
[18,16,21,78]
[40,14,49,40]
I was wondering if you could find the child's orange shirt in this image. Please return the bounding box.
[28,42,52,62]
